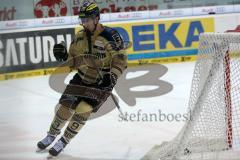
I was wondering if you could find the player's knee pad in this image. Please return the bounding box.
[71,104,92,125]
[56,103,75,120]
[75,101,93,114]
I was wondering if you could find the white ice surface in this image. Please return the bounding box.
[0,62,195,160]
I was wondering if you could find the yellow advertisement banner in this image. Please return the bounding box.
[76,17,214,61]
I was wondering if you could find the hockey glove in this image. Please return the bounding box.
[53,42,68,61]
[99,73,117,91]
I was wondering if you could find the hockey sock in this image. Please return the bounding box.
[62,111,91,143]
[48,105,74,136]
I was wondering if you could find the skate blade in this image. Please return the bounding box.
[47,149,64,159]
[47,154,58,159]
[36,148,48,153]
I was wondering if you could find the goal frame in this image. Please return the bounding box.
[142,27,240,160]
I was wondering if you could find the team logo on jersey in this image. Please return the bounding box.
[83,51,106,60]
[34,0,67,18]
[94,40,105,48]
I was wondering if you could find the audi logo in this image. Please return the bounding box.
[54,19,65,24]
[132,12,143,18]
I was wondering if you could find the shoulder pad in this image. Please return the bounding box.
[71,29,84,44]
[100,26,124,51]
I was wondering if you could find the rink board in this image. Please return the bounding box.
[0,17,214,80]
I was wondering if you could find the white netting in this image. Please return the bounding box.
[142,33,240,160]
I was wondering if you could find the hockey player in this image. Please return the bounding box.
[37,1,127,156]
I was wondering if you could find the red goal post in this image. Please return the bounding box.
[225,25,240,148]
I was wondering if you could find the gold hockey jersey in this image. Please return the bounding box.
[67,24,127,84]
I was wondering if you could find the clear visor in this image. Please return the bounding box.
[78,16,95,25]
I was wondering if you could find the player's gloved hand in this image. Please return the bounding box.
[53,41,68,61]
[99,73,117,91]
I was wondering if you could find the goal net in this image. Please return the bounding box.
[142,32,240,160]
